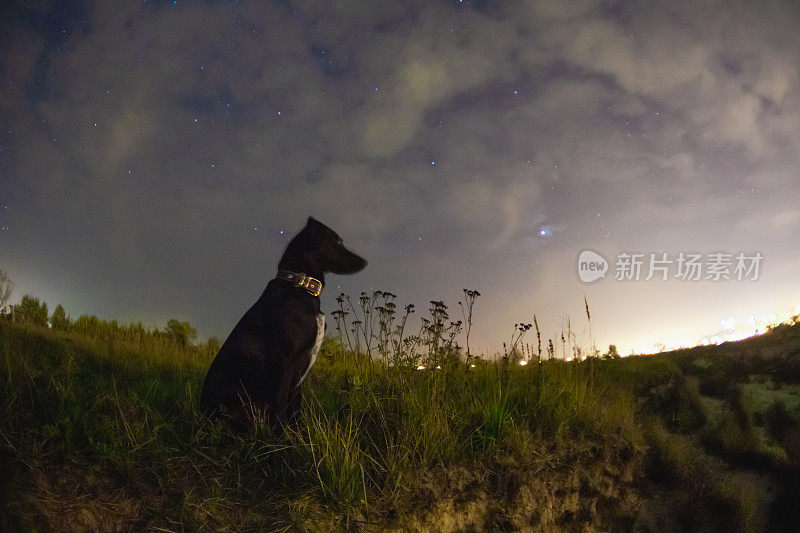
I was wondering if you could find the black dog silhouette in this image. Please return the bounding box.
[200,217,367,428]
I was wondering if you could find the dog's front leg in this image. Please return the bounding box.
[273,356,296,425]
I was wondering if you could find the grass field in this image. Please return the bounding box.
[1,301,799,531]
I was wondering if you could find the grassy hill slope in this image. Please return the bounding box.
[1,318,799,531]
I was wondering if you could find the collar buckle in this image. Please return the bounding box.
[277,270,322,296]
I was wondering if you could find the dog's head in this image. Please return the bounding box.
[279,217,367,276]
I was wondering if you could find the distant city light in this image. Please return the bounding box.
[625,304,800,355]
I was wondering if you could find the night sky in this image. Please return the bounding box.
[2,0,799,355]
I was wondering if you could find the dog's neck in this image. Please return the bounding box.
[275,269,324,297]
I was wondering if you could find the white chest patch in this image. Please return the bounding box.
[297,313,324,387]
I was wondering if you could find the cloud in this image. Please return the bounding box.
[770,210,800,231]
[2,0,799,346]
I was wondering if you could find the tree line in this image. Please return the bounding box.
[3,294,218,350]
[0,269,220,356]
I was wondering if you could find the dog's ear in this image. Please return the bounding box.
[307,216,321,227]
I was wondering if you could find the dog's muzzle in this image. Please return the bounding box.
[276,269,323,296]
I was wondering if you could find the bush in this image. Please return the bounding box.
[646,373,707,433]
[765,400,798,442]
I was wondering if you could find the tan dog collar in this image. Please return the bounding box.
[276,269,323,296]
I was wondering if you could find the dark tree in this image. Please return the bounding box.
[165,319,197,347]
[11,295,48,327]
[51,304,71,330]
